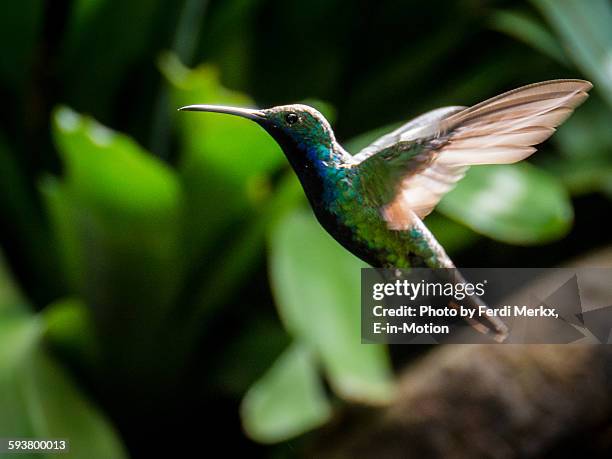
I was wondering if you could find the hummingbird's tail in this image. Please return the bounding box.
[444,269,509,343]
[449,299,508,343]
[386,266,509,342]
[403,215,509,341]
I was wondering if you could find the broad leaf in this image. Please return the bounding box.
[269,209,393,404]
[489,10,567,64]
[425,213,480,255]
[240,343,331,443]
[438,163,573,245]
[43,297,99,368]
[0,253,126,459]
[0,344,128,459]
[533,0,612,107]
[543,96,612,195]
[46,107,182,359]
[160,54,284,261]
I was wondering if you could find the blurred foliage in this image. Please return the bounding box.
[267,210,393,402]
[0,0,610,457]
[438,163,573,244]
[241,343,331,443]
[0,253,127,459]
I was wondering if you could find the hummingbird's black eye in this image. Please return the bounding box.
[285,113,299,125]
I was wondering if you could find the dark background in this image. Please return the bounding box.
[0,1,611,458]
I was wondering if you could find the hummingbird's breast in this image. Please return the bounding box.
[311,167,411,268]
[280,140,415,268]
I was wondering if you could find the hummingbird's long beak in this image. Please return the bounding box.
[178,104,265,121]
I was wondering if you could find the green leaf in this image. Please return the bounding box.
[0,346,128,459]
[269,208,394,404]
[52,106,180,218]
[425,212,480,255]
[43,297,99,368]
[438,163,573,245]
[541,96,612,196]
[489,10,568,65]
[0,315,43,448]
[23,353,128,459]
[553,96,612,160]
[0,315,42,376]
[0,249,39,375]
[161,54,283,181]
[240,343,331,443]
[39,178,82,290]
[47,107,183,356]
[0,251,27,314]
[532,0,612,107]
[160,54,284,260]
[0,269,126,458]
[549,158,612,196]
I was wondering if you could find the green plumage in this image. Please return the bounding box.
[230,103,453,270]
[323,154,449,269]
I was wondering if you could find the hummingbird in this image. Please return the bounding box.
[180,79,592,342]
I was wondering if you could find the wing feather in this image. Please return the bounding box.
[352,106,466,163]
[355,79,592,228]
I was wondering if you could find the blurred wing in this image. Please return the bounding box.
[353,106,466,162]
[354,79,592,229]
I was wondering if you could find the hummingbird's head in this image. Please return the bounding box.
[178,103,347,197]
[258,104,335,148]
[178,103,336,153]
